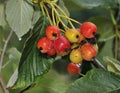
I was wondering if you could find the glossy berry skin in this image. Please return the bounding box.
[80,22,97,38]
[46,25,60,40]
[70,49,83,64]
[54,35,71,56]
[47,48,56,56]
[37,37,52,53]
[65,29,80,43]
[47,42,56,56]
[80,43,97,61]
[67,63,80,75]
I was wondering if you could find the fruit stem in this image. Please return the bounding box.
[53,3,76,29]
[48,2,58,26]
[50,0,58,3]
[42,4,53,25]
[52,5,56,26]
[59,15,82,25]
[52,7,69,29]
[40,2,46,15]
[78,72,85,77]
[60,29,65,33]
[91,58,106,70]
[40,0,83,30]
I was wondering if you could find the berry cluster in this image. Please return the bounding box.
[66,22,98,75]
[33,0,99,76]
[37,22,98,75]
[37,25,70,56]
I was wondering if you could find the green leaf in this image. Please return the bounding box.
[37,76,67,93]
[32,10,41,26]
[64,0,82,11]
[24,70,68,93]
[117,0,120,4]
[6,0,34,38]
[2,47,21,70]
[70,0,117,9]
[58,0,69,17]
[10,16,55,89]
[0,27,4,53]
[103,56,120,73]
[7,69,18,88]
[97,39,114,67]
[7,47,21,62]
[66,69,120,93]
[0,3,6,27]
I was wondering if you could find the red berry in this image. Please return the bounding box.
[46,25,60,40]
[47,42,56,56]
[54,35,71,56]
[80,43,97,61]
[67,63,80,75]
[37,37,52,53]
[47,48,56,56]
[80,22,97,38]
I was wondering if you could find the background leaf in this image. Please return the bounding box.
[88,17,115,42]
[7,47,21,62]
[7,69,18,88]
[0,3,7,27]
[21,70,68,93]
[117,0,120,4]
[66,69,120,93]
[6,0,34,38]
[32,9,41,25]
[69,0,117,9]
[103,56,120,73]
[58,0,69,17]
[10,16,55,89]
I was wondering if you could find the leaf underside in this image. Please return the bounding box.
[6,0,34,38]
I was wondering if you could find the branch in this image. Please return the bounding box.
[0,74,9,93]
[0,30,13,93]
[92,58,106,70]
[0,30,13,71]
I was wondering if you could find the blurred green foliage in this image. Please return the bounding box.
[0,0,120,93]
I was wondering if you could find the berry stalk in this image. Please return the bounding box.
[91,58,106,70]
